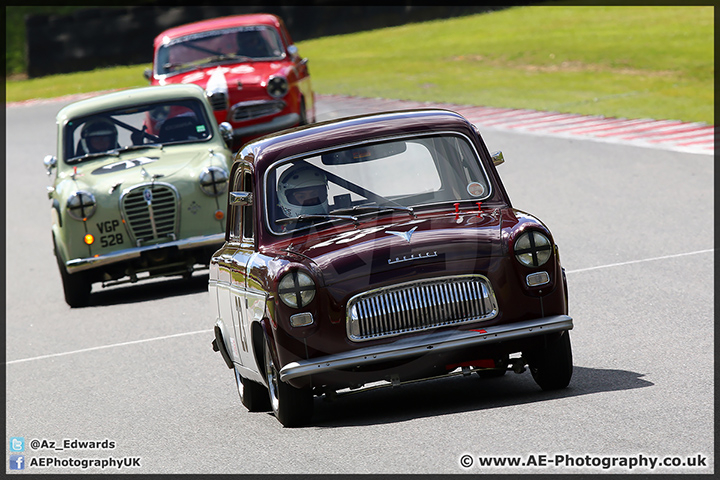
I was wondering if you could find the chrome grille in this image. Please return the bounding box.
[121,184,178,246]
[231,100,285,122]
[346,275,498,342]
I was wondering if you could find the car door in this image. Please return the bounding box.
[227,166,257,369]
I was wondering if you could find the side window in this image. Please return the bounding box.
[242,171,254,241]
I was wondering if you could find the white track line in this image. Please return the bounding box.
[6,249,713,366]
[565,248,714,274]
[5,329,213,365]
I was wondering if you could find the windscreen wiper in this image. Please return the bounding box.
[117,144,163,153]
[330,204,416,218]
[66,150,120,164]
[275,214,359,226]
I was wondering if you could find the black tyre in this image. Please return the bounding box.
[235,366,270,412]
[264,338,313,427]
[54,245,91,308]
[528,331,573,391]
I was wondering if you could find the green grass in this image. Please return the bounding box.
[5,5,714,124]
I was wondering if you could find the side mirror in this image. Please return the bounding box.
[43,155,57,175]
[229,191,252,206]
[491,151,504,166]
[143,68,152,81]
[219,122,234,148]
[287,44,299,59]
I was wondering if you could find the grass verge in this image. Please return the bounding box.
[5,5,713,124]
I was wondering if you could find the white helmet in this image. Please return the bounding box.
[277,164,329,217]
[80,118,117,154]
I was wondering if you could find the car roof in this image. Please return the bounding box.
[153,13,283,47]
[55,84,208,123]
[242,109,480,174]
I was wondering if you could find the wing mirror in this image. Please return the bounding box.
[43,155,57,175]
[219,122,234,148]
[143,68,152,81]
[229,191,252,206]
[491,151,505,166]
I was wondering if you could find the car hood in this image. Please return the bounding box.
[159,61,288,90]
[267,210,507,286]
[56,146,229,195]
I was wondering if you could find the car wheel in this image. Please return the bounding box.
[235,366,270,412]
[54,245,91,308]
[528,331,573,391]
[264,338,313,427]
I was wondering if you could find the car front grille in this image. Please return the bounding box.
[346,275,499,342]
[207,91,228,111]
[230,100,285,122]
[121,184,179,246]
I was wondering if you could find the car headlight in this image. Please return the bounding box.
[278,270,316,308]
[514,230,552,267]
[199,167,229,196]
[267,76,289,98]
[66,191,97,220]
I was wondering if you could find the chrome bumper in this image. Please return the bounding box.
[279,315,573,382]
[65,233,225,273]
[232,113,299,138]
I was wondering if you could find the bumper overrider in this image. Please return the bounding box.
[279,315,573,382]
[65,233,225,273]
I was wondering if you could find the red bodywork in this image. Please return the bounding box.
[148,14,315,148]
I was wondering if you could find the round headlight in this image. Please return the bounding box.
[66,191,97,221]
[514,230,552,267]
[278,270,316,308]
[267,76,289,98]
[199,167,229,197]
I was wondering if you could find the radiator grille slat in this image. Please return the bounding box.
[231,100,285,122]
[121,184,179,246]
[347,275,498,342]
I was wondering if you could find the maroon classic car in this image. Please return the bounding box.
[146,13,315,148]
[209,109,573,426]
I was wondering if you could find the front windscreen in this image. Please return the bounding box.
[63,98,213,164]
[156,25,285,76]
[265,133,492,234]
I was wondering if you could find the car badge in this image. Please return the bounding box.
[143,188,153,203]
[386,226,418,243]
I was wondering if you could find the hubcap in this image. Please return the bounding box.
[265,344,280,412]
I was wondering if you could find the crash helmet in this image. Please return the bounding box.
[80,118,117,153]
[277,164,329,217]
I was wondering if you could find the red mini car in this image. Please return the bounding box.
[209,109,573,427]
[146,13,315,148]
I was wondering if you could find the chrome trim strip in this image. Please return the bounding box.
[65,233,225,273]
[280,315,573,382]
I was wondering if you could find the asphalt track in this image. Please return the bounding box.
[5,94,714,474]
